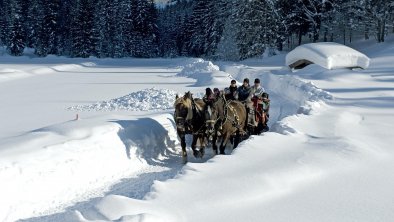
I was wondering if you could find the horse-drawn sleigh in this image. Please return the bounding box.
[173,91,269,162]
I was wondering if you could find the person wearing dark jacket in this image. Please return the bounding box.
[224,79,238,100]
[236,78,251,102]
[235,78,256,127]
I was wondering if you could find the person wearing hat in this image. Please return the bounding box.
[235,78,256,127]
[251,78,265,98]
[251,78,270,133]
[236,78,251,101]
[224,79,238,100]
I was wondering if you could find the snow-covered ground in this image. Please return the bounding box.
[1,36,394,222]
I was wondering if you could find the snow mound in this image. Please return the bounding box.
[68,88,178,111]
[286,42,370,70]
[177,59,232,86]
[177,58,220,76]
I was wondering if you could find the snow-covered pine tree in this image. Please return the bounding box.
[57,0,73,55]
[25,0,40,48]
[330,0,365,44]
[295,0,335,43]
[234,0,284,60]
[70,0,94,58]
[130,0,159,58]
[157,0,193,57]
[203,0,228,57]
[183,0,209,57]
[7,0,25,56]
[93,0,112,57]
[158,0,194,57]
[365,0,393,42]
[277,0,309,46]
[215,14,240,60]
[109,0,122,58]
[0,0,10,47]
[121,0,134,57]
[35,0,60,56]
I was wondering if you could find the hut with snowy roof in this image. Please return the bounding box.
[286,42,370,70]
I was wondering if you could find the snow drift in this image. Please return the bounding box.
[286,42,370,70]
[68,88,178,112]
[177,58,233,86]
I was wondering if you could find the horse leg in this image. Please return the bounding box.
[179,133,187,163]
[219,134,229,155]
[233,132,241,149]
[212,133,218,155]
[198,136,205,158]
[191,135,199,158]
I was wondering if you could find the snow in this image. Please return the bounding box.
[68,88,178,111]
[286,42,370,70]
[177,58,233,86]
[1,36,394,222]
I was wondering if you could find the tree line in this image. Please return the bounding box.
[1,0,393,60]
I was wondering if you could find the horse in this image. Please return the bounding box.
[173,91,207,162]
[205,94,247,155]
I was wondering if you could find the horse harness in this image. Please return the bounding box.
[190,98,207,136]
[210,97,242,133]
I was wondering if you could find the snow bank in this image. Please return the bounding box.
[0,62,95,82]
[286,42,370,70]
[219,63,333,119]
[0,69,30,82]
[68,88,178,112]
[0,114,180,222]
[177,58,233,86]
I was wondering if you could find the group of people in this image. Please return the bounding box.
[203,78,270,132]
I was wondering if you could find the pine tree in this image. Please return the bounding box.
[234,0,283,59]
[71,0,94,58]
[0,0,10,47]
[365,0,394,42]
[57,0,73,55]
[93,0,111,57]
[25,0,40,48]
[130,0,159,58]
[215,16,240,60]
[35,0,60,56]
[7,0,25,56]
[183,0,210,57]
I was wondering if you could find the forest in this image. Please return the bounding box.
[0,0,393,60]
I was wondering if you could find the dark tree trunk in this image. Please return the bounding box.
[365,25,369,40]
[298,28,302,45]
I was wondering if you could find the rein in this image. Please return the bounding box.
[190,98,207,135]
[215,96,241,131]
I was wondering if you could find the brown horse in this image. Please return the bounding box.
[205,94,247,154]
[174,92,207,162]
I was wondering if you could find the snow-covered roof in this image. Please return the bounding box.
[286,42,370,70]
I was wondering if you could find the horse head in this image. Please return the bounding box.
[205,96,225,138]
[174,92,193,133]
